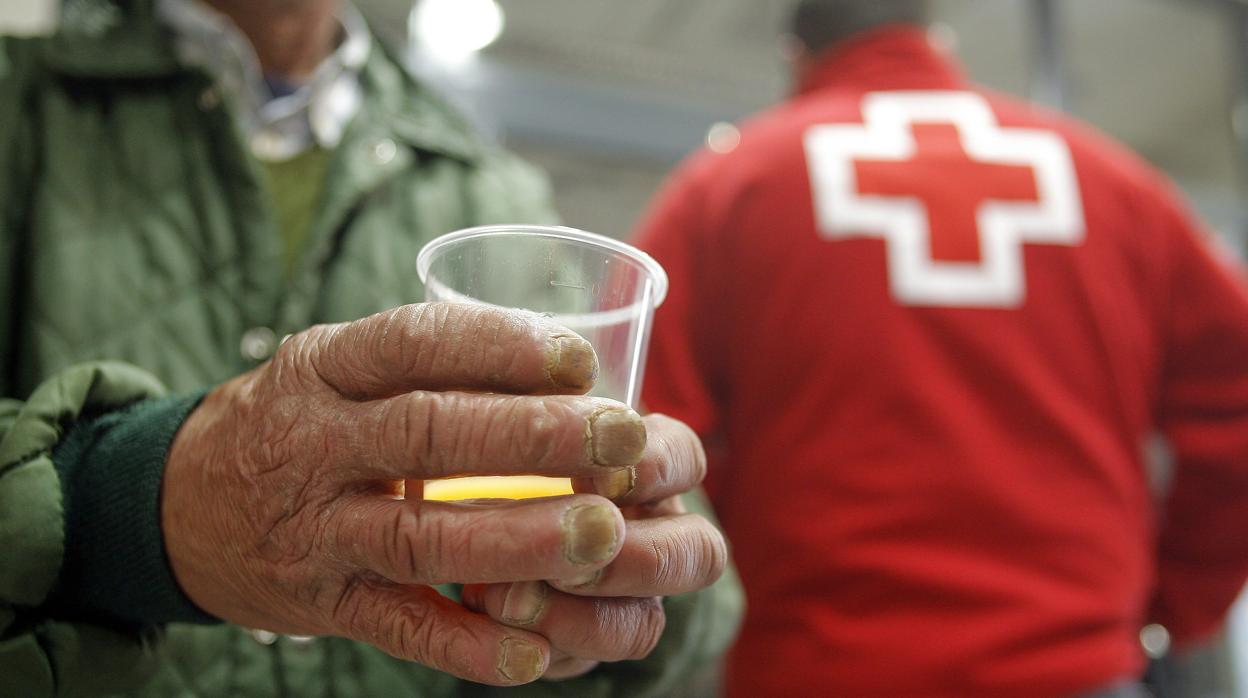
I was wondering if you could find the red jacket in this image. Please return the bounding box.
[636,27,1248,697]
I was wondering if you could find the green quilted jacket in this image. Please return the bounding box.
[0,3,743,696]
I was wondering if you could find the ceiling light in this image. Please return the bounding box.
[411,0,505,63]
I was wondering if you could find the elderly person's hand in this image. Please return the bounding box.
[161,303,672,685]
[462,413,728,680]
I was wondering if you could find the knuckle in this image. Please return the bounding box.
[516,399,567,468]
[392,392,548,479]
[298,322,349,387]
[384,507,425,582]
[625,598,666,659]
[685,429,708,485]
[648,536,678,590]
[467,305,523,377]
[391,599,487,680]
[411,302,511,385]
[330,576,374,638]
[646,520,727,592]
[657,416,706,488]
[695,522,729,586]
[484,336,527,385]
[332,577,483,681]
[277,324,316,363]
[379,505,460,585]
[394,304,443,380]
[421,508,472,584]
[389,600,441,662]
[327,305,443,398]
[382,394,438,475]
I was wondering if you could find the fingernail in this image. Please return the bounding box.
[587,408,646,467]
[498,637,544,683]
[562,503,619,565]
[546,333,598,391]
[501,581,548,626]
[592,467,636,500]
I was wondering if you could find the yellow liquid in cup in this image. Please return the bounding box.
[423,476,574,501]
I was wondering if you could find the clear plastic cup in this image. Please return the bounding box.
[416,224,668,500]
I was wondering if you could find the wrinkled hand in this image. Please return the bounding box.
[163,303,651,685]
[462,413,729,680]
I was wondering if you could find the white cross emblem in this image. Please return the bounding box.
[804,91,1086,307]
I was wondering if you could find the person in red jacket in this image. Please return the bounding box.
[634,1,1248,695]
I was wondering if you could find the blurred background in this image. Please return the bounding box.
[3,0,1247,694]
[373,0,1246,246]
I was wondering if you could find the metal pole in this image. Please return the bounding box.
[1027,0,1068,111]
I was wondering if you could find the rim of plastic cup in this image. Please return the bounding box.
[416,224,669,309]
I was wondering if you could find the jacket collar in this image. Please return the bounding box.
[355,39,483,163]
[156,0,372,160]
[795,25,967,97]
[39,0,482,164]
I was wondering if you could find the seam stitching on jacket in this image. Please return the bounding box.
[0,396,155,480]
[40,285,236,360]
[0,448,49,479]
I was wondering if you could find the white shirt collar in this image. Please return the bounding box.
[156,0,370,161]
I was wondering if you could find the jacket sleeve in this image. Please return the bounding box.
[0,38,198,696]
[0,361,174,697]
[1150,182,1248,649]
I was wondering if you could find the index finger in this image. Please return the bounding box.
[306,303,598,400]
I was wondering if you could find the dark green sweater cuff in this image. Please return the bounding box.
[46,391,219,627]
